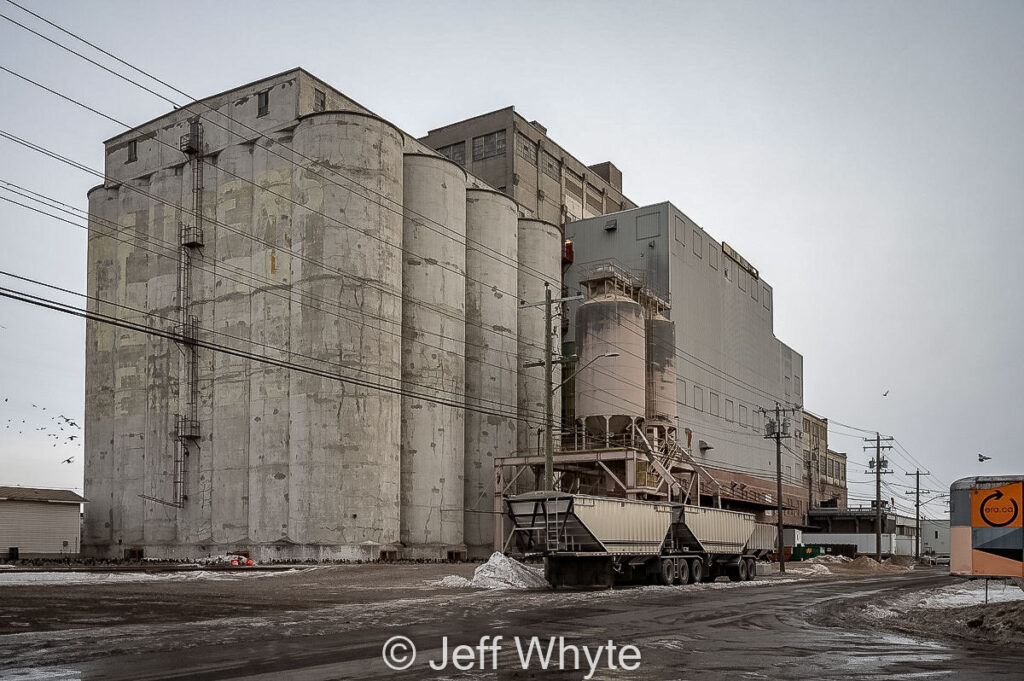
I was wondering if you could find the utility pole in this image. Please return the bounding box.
[905,469,929,561]
[521,283,583,491]
[761,402,801,575]
[863,432,894,561]
[543,283,554,490]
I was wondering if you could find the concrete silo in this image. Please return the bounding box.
[464,188,518,558]
[287,111,404,559]
[645,311,678,443]
[247,133,297,548]
[516,218,562,490]
[400,154,467,559]
[575,271,647,442]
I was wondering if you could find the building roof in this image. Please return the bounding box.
[0,486,86,504]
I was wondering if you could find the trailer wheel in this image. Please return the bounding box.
[745,558,756,580]
[737,559,749,581]
[657,558,675,586]
[677,558,690,585]
[689,558,703,584]
[726,564,742,582]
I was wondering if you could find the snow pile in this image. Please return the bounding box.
[805,554,851,565]
[435,553,548,590]
[786,563,832,576]
[469,553,548,589]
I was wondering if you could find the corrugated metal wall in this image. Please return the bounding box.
[0,501,81,555]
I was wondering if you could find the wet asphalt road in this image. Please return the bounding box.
[3,569,1022,680]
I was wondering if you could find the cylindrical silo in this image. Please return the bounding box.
[400,153,468,558]
[645,312,678,432]
[110,179,153,550]
[247,132,295,554]
[210,141,254,548]
[464,188,518,558]
[82,184,119,557]
[289,111,404,559]
[576,288,646,438]
[142,167,184,549]
[516,218,562,492]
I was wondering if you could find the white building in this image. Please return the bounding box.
[0,486,85,559]
[921,518,950,556]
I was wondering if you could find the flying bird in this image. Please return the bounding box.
[978,453,992,462]
[61,456,74,464]
[882,389,890,397]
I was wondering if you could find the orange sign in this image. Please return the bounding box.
[971,482,1023,528]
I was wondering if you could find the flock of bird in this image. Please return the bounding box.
[2,397,82,464]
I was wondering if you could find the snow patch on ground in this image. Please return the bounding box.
[0,569,302,586]
[864,579,1024,620]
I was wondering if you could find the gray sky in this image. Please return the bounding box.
[2,0,1021,518]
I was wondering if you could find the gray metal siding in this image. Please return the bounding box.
[0,500,81,555]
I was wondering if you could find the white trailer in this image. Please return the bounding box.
[506,492,777,588]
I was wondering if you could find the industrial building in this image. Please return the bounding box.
[921,518,950,558]
[805,505,919,556]
[82,68,563,561]
[421,108,635,227]
[798,411,848,515]
[0,486,85,559]
[548,203,810,527]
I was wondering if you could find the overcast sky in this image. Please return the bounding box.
[1,0,1021,518]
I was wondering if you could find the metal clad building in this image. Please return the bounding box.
[565,202,807,523]
[0,487,85,558]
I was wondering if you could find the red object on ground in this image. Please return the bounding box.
[246,559,254,566]
[230,559,239,566]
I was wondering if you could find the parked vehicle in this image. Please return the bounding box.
[506,491,777,588]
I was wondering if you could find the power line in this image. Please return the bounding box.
[0,284,540,423]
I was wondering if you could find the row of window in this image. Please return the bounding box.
[671,215,772,311]
[682,379,761,431]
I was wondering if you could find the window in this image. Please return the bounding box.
[795,375,802,396]
[516,133,537,165]
[763,285,771,310]
[725,399,734,422]
[257,90,269,117]
[678,380,687,405]
[636,212,660,239]
[586,186,603,213]
[126,140,137,163]
[541,151,560,181]
[710,392,720,417]
[674,215,685,245]
[565,171,583,198]
[739,270,747,292]
[692,229,703,258]
[437,142,466,166]
[751,282,758,302]
[313,88,326,112]
[709,244,718,269]
[472,129,506,161]
[694,386,704,412]
[739,405,747,426]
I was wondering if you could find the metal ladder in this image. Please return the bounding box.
[544,503,561,552]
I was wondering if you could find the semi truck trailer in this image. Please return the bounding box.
[506,491,777,588]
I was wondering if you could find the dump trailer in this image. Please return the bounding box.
[507,491,776,588]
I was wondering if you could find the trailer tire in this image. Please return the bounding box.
[689,558,703,584]
[726,564,742,582]
[657,558,675,586]
[737,559,749,581]
[745,558,756,580]
[678,558,690,585]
